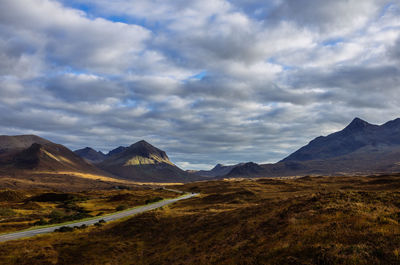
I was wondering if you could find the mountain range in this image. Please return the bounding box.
[0,135,102,173]
[196,117,400,178]
[95,140,197,183]
[1,117,400,187]
[74,140,196,182]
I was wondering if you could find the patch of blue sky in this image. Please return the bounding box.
[182,71,207,84]
[61,1,162,31]
[268,58,294,71]
[322,38,344,47]
[191,71,207,80]
[380,2,397,18]
[44,65,91,78]
[118,99,138,108]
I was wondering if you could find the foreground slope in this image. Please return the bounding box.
[98,140,197,183]
[2,174,400,264]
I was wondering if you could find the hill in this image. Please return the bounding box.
[98,140,198,183]
[0,135,129,191]
[0,135,51,152]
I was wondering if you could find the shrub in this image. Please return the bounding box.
[33,218,48,226]
[145,197,163,204]
[30,193,83,202]
[55,226,74,232]
[49,209,65,220]
[0,208,16,217]
[116,205,128,211]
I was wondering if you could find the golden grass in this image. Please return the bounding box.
[0,187,179,234]
[2,174,400,264]
[42,150,75,166]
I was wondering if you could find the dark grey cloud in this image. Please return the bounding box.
[0,0,399,170]
[391,36,400,62]
[267,0,388,35]
[45,74,129,103]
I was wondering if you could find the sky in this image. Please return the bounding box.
[0,0,399,170]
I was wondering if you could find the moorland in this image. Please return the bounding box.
[1,174,400,264]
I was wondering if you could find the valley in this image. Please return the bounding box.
[1,1,399,264]
[1,118,400,264]
[1,174,400,264]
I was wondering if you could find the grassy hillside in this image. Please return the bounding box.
[1,174,400,264]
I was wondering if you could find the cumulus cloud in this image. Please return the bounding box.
[0,0,399,169]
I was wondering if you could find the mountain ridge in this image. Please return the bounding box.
[97,140,197,183]
[74,147,106,163]
[280,117,400,162]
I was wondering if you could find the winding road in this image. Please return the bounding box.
[0,192,198,242]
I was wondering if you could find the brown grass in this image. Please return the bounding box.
[1,174,400,264]
[0,187,178,233]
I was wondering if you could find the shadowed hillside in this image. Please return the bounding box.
[0,135,133,191]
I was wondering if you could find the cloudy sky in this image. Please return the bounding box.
[0,0,399,170]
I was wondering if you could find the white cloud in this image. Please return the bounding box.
[0,0,399,169]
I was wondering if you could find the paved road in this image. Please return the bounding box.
[0,193,198,242]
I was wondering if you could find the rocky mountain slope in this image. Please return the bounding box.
[281,117,400,162]
[97,140,198,183]
[0,135,121,190]
[215,118,400,178]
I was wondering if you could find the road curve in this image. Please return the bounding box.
[0,193,198,243]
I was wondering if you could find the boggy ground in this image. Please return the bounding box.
[1,174,400,264]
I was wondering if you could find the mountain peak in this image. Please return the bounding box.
[212,163,225,170]
[130,140,151,148]
[107,146,126,157]
[127,140,166,156]
[343,117,373,132]
[102,140,173,167]
[74,147,106,163]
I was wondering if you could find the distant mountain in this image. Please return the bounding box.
[281,117,400,162]
[74,147,106,163]
[107,146,127,157]
[0,135,110,176]
[195,163,243,177]
[74,146,127,163]
[98,140,197,183]
[220,117,400,179]
[226,162,263,177]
